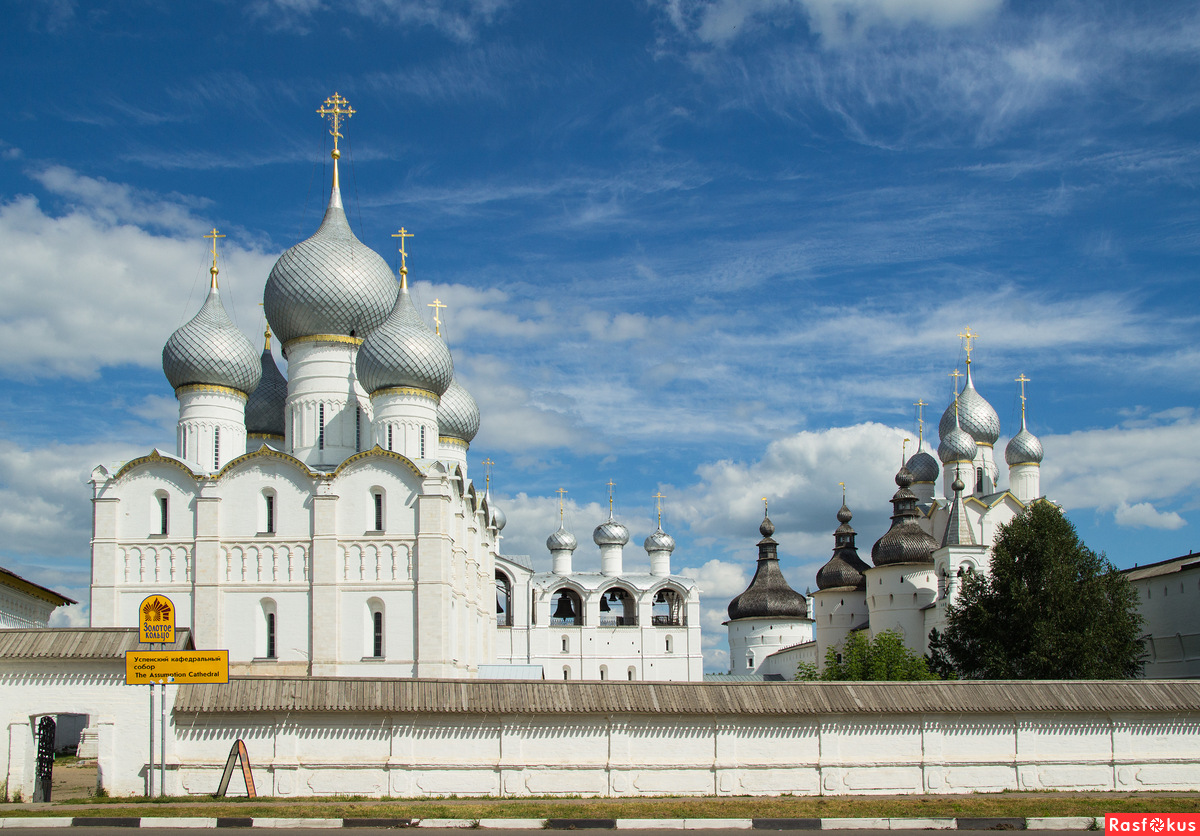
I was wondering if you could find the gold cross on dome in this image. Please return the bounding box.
[949,368,964,396]
[838,482,846,503]
[606,479,616,514]
[316,93,355,154]
[482,458,494,490]
[903,437,910,464]
[428,298,446,336]
[914,398,927,441]
[1016,373,1031,420]
[761,497,768,515]
[555,488,567,521]
[958,327,979,363]
[653,491,666,526]
[203,228,224,287]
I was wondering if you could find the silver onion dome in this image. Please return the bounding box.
[547,524,578,552]
[593,514,630,546]
[492,505,507,532]
[356,283,454,396]
[245,337,287,436]
[437,379,480,442]
[263,173,398,346]
[938,365,1000,446]
[939,418,978,464]
[1006,426,1044,465]
[644,526,676,553]
[162,285,261,395]
[906,448,940,483]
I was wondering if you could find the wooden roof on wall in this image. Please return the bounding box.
[0,627,193,658]
[173,676,1200,716]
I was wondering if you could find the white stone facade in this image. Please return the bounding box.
[1125,554,1200,678]
[0,568,73,629]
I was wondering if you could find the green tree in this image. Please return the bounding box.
[816,630,938,681]
[930,502,1145,679]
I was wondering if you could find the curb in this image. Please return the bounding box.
[0,817,1104,830]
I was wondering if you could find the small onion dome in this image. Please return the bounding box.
[547,524,578,552]
[938,365,1000,446]
[727,513,807,620]
[1006,426,1044,465]
[644,526,676,554]
[263,172,398,346]
[593,513,630,546]
[356,283,454,396]
[163,285,261,395]
[437,379,480,442]
[906,448,940,483]
[836,503,853,525]
[939,420,978,464]
[871,464,938,566]
[492,505,507,532]
[245,339,287,436]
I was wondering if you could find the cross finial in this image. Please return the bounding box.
[316,93,355,159]
[838,482,846,503]
[258,303,272,351]
[903,437,910,465]
[428,298,447,337]
[606,479,616,516]
[653,491,666,527]
[482,458,494,491]
[914,399,927,442]
[762,497,768,516]
[958,327,979,365]
[391,228,414,288]
[202,228,224,289]
[949,368,964,397]
[1015,373,1031,423]
[555,488,567,523]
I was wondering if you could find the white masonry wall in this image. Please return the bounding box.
[167,707,1200,798]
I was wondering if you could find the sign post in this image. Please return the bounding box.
[139,595,174,797]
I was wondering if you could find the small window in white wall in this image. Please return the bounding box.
[627,667,636,681]
[387,425,393,452]
[261,599,278,660]
[420,425,426,458]
[156,492,168,535]
[318,404,326,450]
[561,635,569,653]
[975,467,983,493]
[214,427,221,470]
[372,610,384,658]
[665,636,673,653]
[263,491,276,534]
[373,491,384,531]
[747,653,754,670]
[563,666,570,680]
[599,666,608,680]
[356,407,362,453]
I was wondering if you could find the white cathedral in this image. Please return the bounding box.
[726,342,1048,676]
[87,95,702,681]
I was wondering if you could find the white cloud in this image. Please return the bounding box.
[1114,501,1186,531]
[248,0,512,41]
[0,170,278,380]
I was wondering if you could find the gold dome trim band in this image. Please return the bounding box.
[439,436,469,449]
[175,384,249,401]
[283,334,366,351]
[371,386,439,402]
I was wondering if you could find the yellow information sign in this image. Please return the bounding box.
[125,651,229,685]
[139,595,175,644]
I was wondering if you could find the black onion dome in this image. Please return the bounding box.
[727,514,808,620]
[871,464,937,566]
[356,284,455,396]
[817,503,870,590]
[162,286,261,395]
[245,341,287,436]
[263,173,397,346]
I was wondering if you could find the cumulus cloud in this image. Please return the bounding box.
[1114,501,1186,531]
[0,169,278,379]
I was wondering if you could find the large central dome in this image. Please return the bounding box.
[264,168,398,346]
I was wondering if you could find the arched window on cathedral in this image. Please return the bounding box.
[318,404,325,450]
[355,407,362,453]
[627,667,636,681]
[260,599,278,659]
[261,489,276,535]
[975,466,983,494]
[387,424,393,452]
[214,427,221,470]
[747,653,754,670]
[367,598,384,658]
[495,571,513,627]
[562,665,570,680]
[599,665,608,680]
[420,425,426,458]
[372,489,385,532]
[665,635,673,654]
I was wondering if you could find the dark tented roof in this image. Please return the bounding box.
[174,677,1200,716]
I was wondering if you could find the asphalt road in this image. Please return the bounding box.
[3,829,1086,836]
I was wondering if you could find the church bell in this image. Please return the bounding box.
[552,594,576,619]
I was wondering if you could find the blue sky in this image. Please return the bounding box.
[1,0,1198,670]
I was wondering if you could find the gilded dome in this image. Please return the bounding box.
[245,338,287,436]
[263,172,398,346]
[437,380,480,442]
[938,365,1000,446]
[162,285,261,395]
[356,283,455,396]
